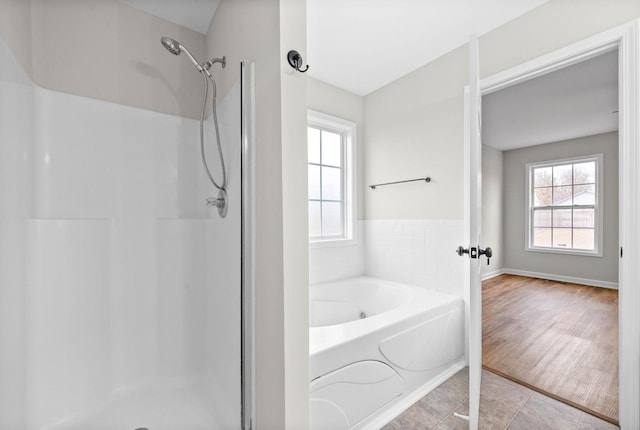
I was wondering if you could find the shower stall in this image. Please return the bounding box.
[0,2,253,430]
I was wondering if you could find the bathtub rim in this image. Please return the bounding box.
[309,276,463,357]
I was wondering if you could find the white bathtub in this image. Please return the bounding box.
[309,276,465,430]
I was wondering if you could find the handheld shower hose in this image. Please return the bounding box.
[160,37,228,216]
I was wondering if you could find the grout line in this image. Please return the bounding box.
[434,400,466,430]
[503,390,533,430]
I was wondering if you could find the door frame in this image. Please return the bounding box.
[463,19,640,429]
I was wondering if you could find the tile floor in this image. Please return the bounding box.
[382,368,619,430]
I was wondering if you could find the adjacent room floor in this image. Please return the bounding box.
[482,274,618,424]
[383,368,618,430]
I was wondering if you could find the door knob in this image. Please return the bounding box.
[456,246,469,256]
[457,246,493,265]
[479,247,492,265]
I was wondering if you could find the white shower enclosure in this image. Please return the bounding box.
[0,9,253,430]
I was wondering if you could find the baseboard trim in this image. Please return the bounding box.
[502,268,618,290]
[481,269,505,281]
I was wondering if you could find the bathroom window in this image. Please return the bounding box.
[526,155,603,256]
[308,110,356,244]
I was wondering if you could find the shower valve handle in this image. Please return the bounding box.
[206,189,228,218]
[207,197,224,208]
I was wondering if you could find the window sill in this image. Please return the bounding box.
[525,246,602,258]
[309,237,357,248]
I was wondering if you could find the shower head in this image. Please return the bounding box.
[160,37,181,55]
[160,36,207,75]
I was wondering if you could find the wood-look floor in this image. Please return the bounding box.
[482,274,619,424]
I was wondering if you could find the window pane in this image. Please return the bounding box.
[534,188,552,206]
[573,228,595,250]
[574,161,595,184]
[573,209,595,228]
[529,158,600,253]
[552,228,572,248]
[533,228,551,247]
[308,128,320,164]
[308,164,321,200]
[533,209,551,227]
[553,209,572,228]
[322,202,342,236]
[573,184,595,205]
[309,201,321,236]
[534,167,552,187]
[553,186,573,205]
[321,166,341,201]
[322,131,342,167]
[553,164,573,186]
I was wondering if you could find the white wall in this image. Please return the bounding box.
[479,0,640,79]
[364,219,464,297]
[481,145,504,276]
[308,222,365,285]
[307,73,465,298]
[0,0,32,80]
[363,46,467,221]
[502,132,619,286]
[362,0,639,222]
[307,77,366,284]
[359,46,468,300]
[360,45,468,299]
[207,0,309,428]
[356,0,638,296]
[0,34,33,430]
[279,1,310,427]
[30,0,206,119]
[0,2,244,427]
[26,83,241,430]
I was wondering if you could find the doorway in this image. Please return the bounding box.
[480,49,619,423]
[465,21,640,430]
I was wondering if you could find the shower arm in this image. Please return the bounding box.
[204,57,227,71]
[200,57,226,79]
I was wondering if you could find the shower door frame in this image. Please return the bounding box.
[463,19,640,430]
[241,60,256,430]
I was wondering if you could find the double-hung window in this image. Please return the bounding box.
[307,110,356,244]
[526,155,603,256]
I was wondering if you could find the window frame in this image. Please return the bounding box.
[525,154,604,257]
[307,110,357,247]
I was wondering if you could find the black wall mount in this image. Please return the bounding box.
[287,50,309,73]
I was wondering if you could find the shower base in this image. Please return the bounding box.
[46,380,223,430]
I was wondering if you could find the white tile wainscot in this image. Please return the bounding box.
[309,221,365,285]
[364,219,464,297]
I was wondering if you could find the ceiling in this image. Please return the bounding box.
[118,1,616,151]
[307,0,550,96]
[118,0,220,34]
[482,49,619,151]
[119,1,552,96]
